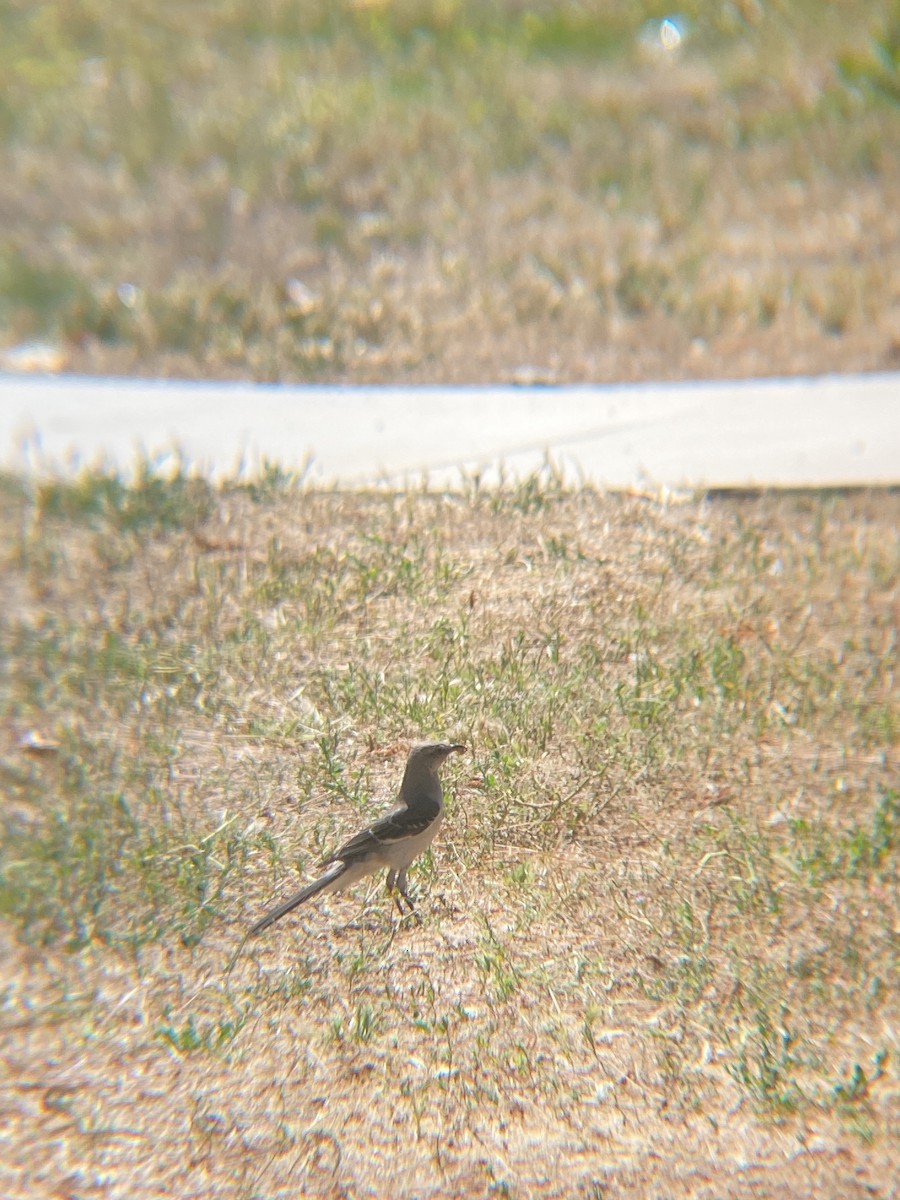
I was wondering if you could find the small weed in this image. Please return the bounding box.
[506,861,531,888]
[476,923,521,1002]
[157,1009,246,1055]
[726,1005,803,1114]
[350,1003,378,1043]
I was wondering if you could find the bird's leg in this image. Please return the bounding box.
[385,868,421,922]
[396,869,422,924]
[386,868,406,916]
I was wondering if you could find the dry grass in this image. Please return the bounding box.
[1,1,899,382]
[1,468,898,1198]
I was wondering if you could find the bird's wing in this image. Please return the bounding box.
[323,798,440,865]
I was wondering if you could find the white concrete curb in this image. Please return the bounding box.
[2,370,898,489]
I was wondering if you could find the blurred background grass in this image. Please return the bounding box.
[1,0,898,381]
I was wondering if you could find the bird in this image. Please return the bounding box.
[248,741,465,934]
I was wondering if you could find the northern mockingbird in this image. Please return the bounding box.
[249,741,465,934]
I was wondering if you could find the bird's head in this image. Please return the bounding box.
[408,741,466,768]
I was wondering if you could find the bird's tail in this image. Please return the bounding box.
[249,862,346,935]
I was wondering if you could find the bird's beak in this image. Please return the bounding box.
[448,743,466,754]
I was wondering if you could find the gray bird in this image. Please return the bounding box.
[249,741,465,934]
